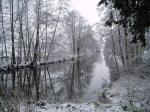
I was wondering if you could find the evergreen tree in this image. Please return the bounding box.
[98,0,150,46]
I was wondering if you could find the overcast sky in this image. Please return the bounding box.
[71,0,99,25]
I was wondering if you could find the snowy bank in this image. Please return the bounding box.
[29,101,124,112]
[104,67,150,111]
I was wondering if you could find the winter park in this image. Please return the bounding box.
[0,0,150,111]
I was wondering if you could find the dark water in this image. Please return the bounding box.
[0,53,111,111]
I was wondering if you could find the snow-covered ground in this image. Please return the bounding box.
[104,65,150,111]
[22,100,124,112]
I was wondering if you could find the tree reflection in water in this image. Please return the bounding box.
[0,55,97,111]
[0,54,112,111]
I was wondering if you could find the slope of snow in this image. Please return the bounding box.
[104,69,150,111]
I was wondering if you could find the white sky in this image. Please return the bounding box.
[71,0,99,25]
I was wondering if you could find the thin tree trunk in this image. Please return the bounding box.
[110,5,120,74]
[124,25,129,70]
[0,0,8,61]
[25,0,30,63]
[33,0,41,64]
[10,0,16,65]
[115,11,125,66]
[44,0,48,61]
[47,1,62,60]
[111,27,120,75]
[19,0,27,64]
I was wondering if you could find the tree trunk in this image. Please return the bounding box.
[124,26,129,70]
[111,27,120,75]
[47,1,62,60]
[10,0,16,65]
[116,12,125,66]
[0,0,8,61]
[33,0,41,64]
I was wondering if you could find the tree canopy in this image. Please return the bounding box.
[98,0,150,46]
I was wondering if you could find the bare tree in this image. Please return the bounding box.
[0,0,8,61]
[33,0,41,64]
[10,0,16,65]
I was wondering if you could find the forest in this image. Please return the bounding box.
[0,0,150,112]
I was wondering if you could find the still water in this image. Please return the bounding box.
[0,53,111,111]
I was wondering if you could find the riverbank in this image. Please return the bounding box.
[32,101,123,112]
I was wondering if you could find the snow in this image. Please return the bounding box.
[32,101,124,112]
[35,103,95,112]
[104,69,150,110]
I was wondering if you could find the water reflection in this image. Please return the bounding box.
[0,53,111,111]
[82,54,110,102]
